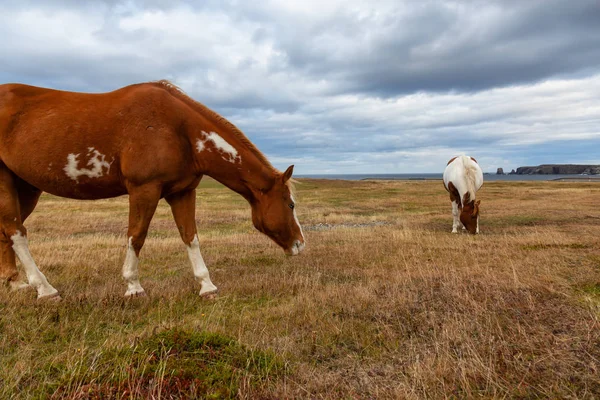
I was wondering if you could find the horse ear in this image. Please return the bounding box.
[463,192,471,205]
[282,165,294,183]
[472,200,481,216]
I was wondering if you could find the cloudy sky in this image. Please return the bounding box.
[2,0,599,174]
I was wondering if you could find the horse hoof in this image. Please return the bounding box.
[200,290,218,300]
[125,290,147,298]
[38,292,62,302]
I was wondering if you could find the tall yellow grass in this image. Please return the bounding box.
[1,178,599,398]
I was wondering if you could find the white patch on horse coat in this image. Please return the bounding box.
[196,131,241,163]
[11,231,59,299]
[195,139,205,153]
[187,235,218,295]
[122,237,145,297]
[64,148,112,182]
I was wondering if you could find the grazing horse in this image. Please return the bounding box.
[0,80,305,300]
[443,155,483,234]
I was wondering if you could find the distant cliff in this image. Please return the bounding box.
[512,164,600,175]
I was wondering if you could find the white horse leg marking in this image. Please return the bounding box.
[476,215,480,234]
[451,201,460,233]
[122,237,145,297]
[9,280,30,291]
[187,235,217,296]
[11,231,59,299]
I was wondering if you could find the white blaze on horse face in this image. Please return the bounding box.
[11,231,59,299]
[187,235,218,296]
[290,194,305,254]
[122,237,145,297]
[196,131,241,163]
[64,147,112,182]
[291,194,304,240]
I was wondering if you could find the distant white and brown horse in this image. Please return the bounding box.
[0,80,305,300]
[443,156,483,234]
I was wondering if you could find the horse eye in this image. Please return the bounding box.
[289,202,295,210]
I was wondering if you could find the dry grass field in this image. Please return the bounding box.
[1,177,599,399]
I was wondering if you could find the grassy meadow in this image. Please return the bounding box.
[1,177,599,399]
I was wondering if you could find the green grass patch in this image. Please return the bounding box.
[579,283,600,313]
[40,328,285,399]
[581,283,600,297]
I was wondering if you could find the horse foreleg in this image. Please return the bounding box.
[166,189,217,298]
[451,200,460,233]
[0,167,57,299]
[123,184,161,297]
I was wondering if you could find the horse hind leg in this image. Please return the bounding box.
[0,167,58,299]
[166,189,217,298]
[0,181,42,290]
[0,184,19,285]
[0,235,19,285]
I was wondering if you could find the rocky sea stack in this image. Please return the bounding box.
[514,164,600,175]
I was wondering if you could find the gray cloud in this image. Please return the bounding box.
[263,0,600,96]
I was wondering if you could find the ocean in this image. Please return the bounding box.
[297,173,600,181]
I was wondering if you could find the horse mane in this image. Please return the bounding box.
[152,80,280,178]
[461,155,477,201]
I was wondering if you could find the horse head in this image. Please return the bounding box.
[250,165,305,255]
[460,192,480,234]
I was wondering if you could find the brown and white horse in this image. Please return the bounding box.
[443,155,483,234]
[0,80,305,300]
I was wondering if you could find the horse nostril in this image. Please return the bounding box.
[294,240,305,252]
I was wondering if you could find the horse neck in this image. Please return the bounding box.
[190,128,276,201]
[446,162,476,203]
[462,161,480,200]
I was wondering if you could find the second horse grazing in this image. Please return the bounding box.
[443,156,483,234]
[0,80,305,300]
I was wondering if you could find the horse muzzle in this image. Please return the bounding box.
[285,240,305,256]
